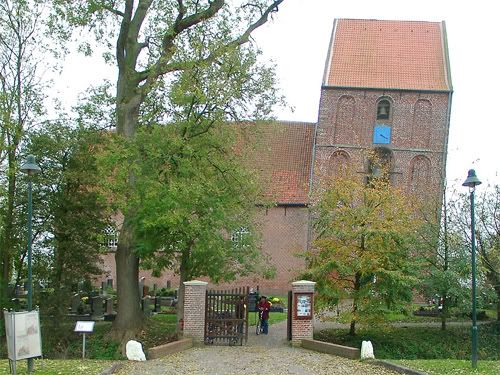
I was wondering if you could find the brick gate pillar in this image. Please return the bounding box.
[183,280,208,345]
[291,280,316,347]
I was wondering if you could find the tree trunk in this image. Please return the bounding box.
[349,272,361,336]
[111,215,143,345]
[0,154,17,306]
[440,296,447,330]
[110,85,144,344]
[176,248,191,332]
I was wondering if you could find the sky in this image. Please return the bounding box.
[53,0,500,189]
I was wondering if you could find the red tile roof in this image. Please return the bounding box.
[325,19,452,91]
[238,121,315,204]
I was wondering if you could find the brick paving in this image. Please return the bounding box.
[115,320,399,375]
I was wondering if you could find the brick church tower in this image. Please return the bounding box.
[312,19,453,204]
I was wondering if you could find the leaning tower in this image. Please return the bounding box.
[312,19,452,205]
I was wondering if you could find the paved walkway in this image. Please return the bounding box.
[115,318,399,375]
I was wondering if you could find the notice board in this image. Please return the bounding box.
[3,310,42,361]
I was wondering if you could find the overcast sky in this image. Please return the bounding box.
[54,0,500,189]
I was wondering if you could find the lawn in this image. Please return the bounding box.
[314,322,499,360]
[393,359,500,375]
[0,359,117,375]
[248,311,287,326]
[0,313,178,360]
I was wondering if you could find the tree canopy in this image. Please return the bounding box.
[305,174,421,335]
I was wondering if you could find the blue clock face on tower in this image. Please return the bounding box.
[373,125,391,144]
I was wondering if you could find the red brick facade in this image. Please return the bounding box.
[98,18,452,296]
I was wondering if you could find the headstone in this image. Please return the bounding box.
[126,340,146,361]
[105,298,114,315]
[166,280,171,289]
[91,296,104,317]
[139,277,145,299]
[71,294,81,314]
[106,279,113,289]
[142,297,153,316]
[361,340,375,360]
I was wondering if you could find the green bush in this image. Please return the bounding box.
[314,322,499,360]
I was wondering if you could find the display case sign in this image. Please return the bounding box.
[3,310,42,361]
[74,321,95,333]
[294,293,313,320]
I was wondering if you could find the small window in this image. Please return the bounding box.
[377,99,391,120]
[231,227,250,249]
[103,225,119,248]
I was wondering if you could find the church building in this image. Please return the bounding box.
[100,19,453,294]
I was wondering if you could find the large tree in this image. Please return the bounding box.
[0,0,50,306]
[22,121,111,325]
[305,174,421,336]
[451,185,500,321]
[416,190,470,330]
[50,0,286,341]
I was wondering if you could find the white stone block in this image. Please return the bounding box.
[361,340,375,360]
[126,340,146,361]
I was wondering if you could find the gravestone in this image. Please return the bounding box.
[71,293,81,314]
[91,296,104,317]
[105,298,114,315]
[142,297,153,316]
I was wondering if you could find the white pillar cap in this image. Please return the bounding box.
[183,280,208,286]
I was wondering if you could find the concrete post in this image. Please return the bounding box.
[291,280,316,347]
[183,280,208,345]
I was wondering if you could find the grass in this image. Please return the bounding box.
[0,314,178,360]
[248,311,287,326]
[393,359,500,375]
[314,322,499,360]
[0,359,117,375]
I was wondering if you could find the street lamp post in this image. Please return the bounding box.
[462,169,482,369]
[20,155,41,372]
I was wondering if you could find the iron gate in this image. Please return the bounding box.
[205,287,249,345]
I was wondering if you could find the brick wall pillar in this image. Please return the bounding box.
[291,280,316,347]
[183,280,207,345]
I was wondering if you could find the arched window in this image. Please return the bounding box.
[334,96,355,143]
[409,155,431,193]
[411,99,432,148]
[367,147,393,184]
[328,150,351,177]
[376,99,391,120]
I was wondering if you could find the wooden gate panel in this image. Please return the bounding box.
[204,287,249,345]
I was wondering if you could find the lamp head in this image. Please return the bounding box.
[20,155,41,176]
[462,169,482,189]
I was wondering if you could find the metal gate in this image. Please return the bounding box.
[205,287,249,345]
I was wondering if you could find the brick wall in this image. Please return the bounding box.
[98,206,309,295]
[312,87,451,205]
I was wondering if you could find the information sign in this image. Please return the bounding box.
[74,321,95,333]
[3,310,42,361]
[294,293,313,320]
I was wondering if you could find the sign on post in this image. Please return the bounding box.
[294,293,313,319]
[74,321,95,359]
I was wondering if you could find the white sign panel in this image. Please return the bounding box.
[3,310,42,361]
[74,321,95,333]
[296,295,312,317]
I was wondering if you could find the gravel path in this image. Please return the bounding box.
[115,320,399,375]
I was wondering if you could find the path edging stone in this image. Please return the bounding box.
[301,339,360,359]
[99,362,125,375]
[148,338,193,359]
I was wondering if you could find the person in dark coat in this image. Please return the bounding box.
[256,295,271,334]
